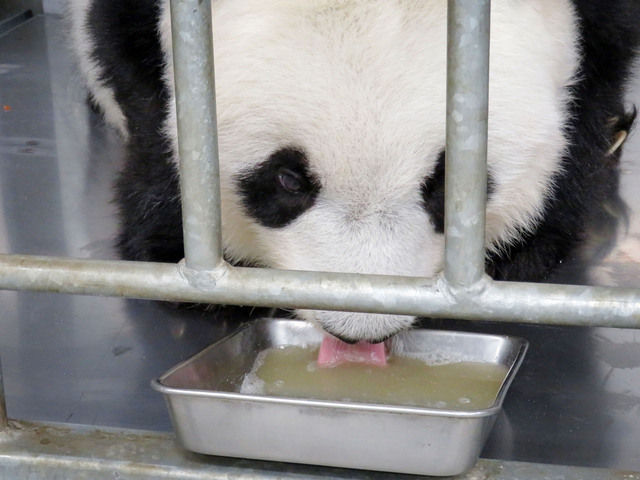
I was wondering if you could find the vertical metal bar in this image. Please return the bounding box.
[444,0,491,288]
[170,0,223,271]
[0,353,8,430]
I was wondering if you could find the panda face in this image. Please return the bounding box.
[157,0,579,342]
[234,145,441,342]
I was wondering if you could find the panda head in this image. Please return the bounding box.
[234,143,443,342]
[160,0,579,342]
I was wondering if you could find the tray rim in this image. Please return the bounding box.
[152,319,528,419]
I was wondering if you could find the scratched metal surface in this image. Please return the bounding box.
[0,15,639,472]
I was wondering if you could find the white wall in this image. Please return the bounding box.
[43,0,65,15]
[0,0,43,19]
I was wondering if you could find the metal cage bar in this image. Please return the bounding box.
[444,0,490,289]
[170,0,224,272]
[1,420,638,480]
[1,254,640,328]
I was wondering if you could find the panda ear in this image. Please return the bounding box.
[606,107,637,160]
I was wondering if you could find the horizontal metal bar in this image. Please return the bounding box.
[1,254,640,329]
[444,0,490,288]
[170,0,223,271]
[0,420,637,479]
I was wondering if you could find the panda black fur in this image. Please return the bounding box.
[68,0,640,343]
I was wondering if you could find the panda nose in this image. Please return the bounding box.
[322,323,402,344]
[299,309,416,344]
[325,331,359,344]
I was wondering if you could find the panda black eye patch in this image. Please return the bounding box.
[236,147,321,228]
[421,150,447,233]
[421,150,495,233]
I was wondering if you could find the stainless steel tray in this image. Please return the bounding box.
[152,319,527,476]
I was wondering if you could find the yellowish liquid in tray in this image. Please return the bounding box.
[241,345,508,410]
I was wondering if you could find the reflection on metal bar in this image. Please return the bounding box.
[0,354,7,431]
[170,0,223,272]
[444,0,491,289]
[1,254,640,329]
[0,420,638,480]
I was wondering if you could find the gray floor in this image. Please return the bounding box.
[1,14,639,473]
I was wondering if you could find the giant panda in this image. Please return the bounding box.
[68,0,639,345]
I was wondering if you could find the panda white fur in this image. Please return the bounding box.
[68,0,639,343]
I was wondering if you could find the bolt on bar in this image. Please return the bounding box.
[444,0,491,289]
[170,0,223,272]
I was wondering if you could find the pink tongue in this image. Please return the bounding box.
[317,334,387,368]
